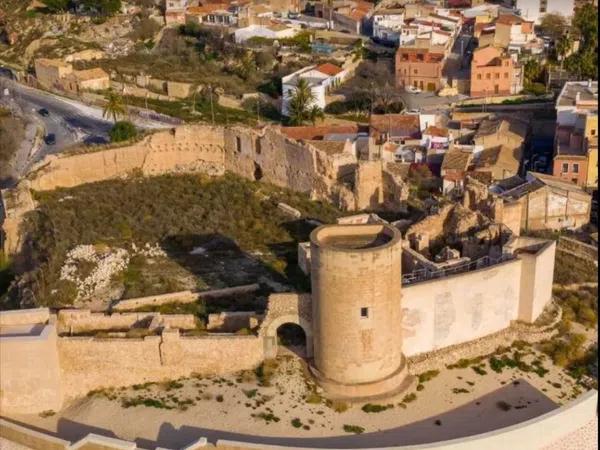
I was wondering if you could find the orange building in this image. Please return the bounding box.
[470,45,520,97]
[395,48,445,92]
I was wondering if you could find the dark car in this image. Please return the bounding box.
[44,133,56,145]
[38,108,49,117]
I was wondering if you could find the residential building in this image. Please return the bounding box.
[552,81,598,190]
[165,0,188,24]
[281,63,347,116]
[493,14,535,53]
[185,4,230,25]
[515,0,575,24]
[369,114,422,145]
[372,8,405,43]
[34,58,109,93]
[314,0,373,33]
[421,125,451,151]
[34,58,73,90]
[234,23,299,42]
[62,68,110,94]
[491,171,591,231]
[395,47,445,92]
[470,45,523,97]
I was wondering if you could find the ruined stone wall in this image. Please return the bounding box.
[354,161,384,211]
[28,125,226,191]
[56,309,198,335]
[401,259,524,357]
[223,127,317,194]
[57,331,264,400]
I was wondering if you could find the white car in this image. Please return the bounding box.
[405,86,422,94]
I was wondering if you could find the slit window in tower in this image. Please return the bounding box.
[360,307,369,318]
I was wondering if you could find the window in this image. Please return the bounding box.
[414,69,418,74]
[360,307,369,318]
[236,136,242,153]
[255,138,261,155]
[486,73,491,79]
[495,73,500,79]
[477,74,482,80]
[504,72,509,78]
[562,162,569,173]
[592,129,597,136]
[573,163,579,173]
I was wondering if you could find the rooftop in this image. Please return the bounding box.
[315,62,344,76]
[305,140,347,155]
[424,126,448,137]
[475,118,528,140]
[556,81,598,109]
[441,148,472,172]
[281,124,362,141]
[369,114,421,139]
[36,58,71,68]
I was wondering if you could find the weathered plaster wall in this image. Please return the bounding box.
[401,259,523,357]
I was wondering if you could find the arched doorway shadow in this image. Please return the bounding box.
[276,323,307,358]
[262,314,313,359]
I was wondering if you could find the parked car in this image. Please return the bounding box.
[288,11,300,19]
[38,108,49,117]
[405,86,422,94]
[44,133,56,145]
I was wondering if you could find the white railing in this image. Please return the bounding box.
[401,254,514,285]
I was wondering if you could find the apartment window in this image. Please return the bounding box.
[486,73,491,79]
[573,163,579,173]
[360,307,369,318]
[504,72,509,78]
[417,53,424,61]
[477,74,482,80]
[495,73,500,79]
[562,162,569,173]
[414,69,418,74]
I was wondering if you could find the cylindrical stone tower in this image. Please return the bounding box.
[309,224,407,399]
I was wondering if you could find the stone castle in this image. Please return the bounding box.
[0,123,559,413]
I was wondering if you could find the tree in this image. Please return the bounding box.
[555,33,572,67]
[523,58,543,84]
[109,121,137,142]
[308,105,325,125]
[102,90,126,122]
[287,78,316,125]
[563,4,598,79]
[539,13,567,41]
[42,0,69,13]
[235,51,256,81]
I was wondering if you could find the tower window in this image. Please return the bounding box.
[360,307,369,318]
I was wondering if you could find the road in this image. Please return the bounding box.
[0,74,177,180]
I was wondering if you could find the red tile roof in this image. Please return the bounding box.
[316,63,344,76]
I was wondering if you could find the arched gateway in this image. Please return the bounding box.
[258,293,313,358]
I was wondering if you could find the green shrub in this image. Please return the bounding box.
[418,370,440,383]
[109,121,138,142]
[291,418,302,428]
[343,424,365,434]
[402,393,417,403]
[361,403,393,413]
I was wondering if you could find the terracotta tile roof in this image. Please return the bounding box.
[441,148,472,172]
[473,145,521,174]
[186,4,227,14]
[496,14,523,25]
[370,114,421,139]
[316,63,344,76]
[424,126,448,137]
[281,124,362,140]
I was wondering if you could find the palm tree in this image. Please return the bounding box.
[102,90,126,123]
[288,78,316,125]
[308,105,325,125]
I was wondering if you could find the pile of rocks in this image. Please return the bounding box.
[60,245,130,301]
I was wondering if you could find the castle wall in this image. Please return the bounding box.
[401,259,523,357]
[57,332,264,400]
[223,127,317,194]
[0,319,63,414]
[28,125,226,192]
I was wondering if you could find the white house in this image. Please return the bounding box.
[421,125,451,151]
[281,63,347,116]
[515,0,575,24]
[372,9,405,43]
[234,24,299,43]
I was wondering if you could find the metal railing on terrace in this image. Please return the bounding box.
[401,253,514,286]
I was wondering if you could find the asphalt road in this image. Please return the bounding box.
[0,78,113,166]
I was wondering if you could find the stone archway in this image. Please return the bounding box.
[258,293,313,359]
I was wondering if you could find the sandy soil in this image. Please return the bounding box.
[7,344,591,449]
